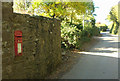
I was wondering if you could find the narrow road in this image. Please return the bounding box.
[61,31,118,79]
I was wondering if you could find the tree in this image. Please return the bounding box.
[14,1,95,23]
[107,4,119,34]
[27,1,95,18]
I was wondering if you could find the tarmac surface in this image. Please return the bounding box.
[61,32,118,79]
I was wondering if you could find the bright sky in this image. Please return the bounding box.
[93,0,120,25]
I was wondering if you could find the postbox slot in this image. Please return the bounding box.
[18,40,22,43]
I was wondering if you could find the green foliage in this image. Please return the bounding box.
[92,27,100,36]
[109,23,114,33]
[109,22,119,34]
[78,26,100,49]
[14,1,95,20]
[61,21,100,49]
[107,4,119,34]
[95,23,108,32]
[61,21,80,49]
[90,17,96,27]
[100,26,108,32]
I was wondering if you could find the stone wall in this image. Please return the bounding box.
[2,2,61,79]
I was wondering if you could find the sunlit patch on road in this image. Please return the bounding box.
[62,32,118,79]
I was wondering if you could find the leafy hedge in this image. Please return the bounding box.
[61,22,80,48]
[61,21,100,49]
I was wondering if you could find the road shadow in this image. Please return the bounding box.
[61,53,118,79]
[100,32,118,37]
[61,32,119,79]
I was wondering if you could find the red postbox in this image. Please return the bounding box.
[14,30,23,56]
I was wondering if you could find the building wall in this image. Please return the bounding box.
[2,2,61,79]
